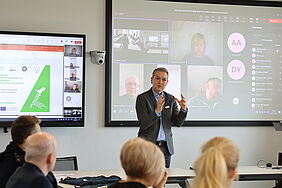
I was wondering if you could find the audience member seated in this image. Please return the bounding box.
[191,136,240,188]
[5,132,57,188]
[0,116,57,188]
[109,138,168,188]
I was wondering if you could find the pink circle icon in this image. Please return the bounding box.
[227,33,246,53]
[227,59,245,80]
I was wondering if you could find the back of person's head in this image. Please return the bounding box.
[120,138,165,186]
[11,115,41,145]
[191,137,240,188]
[25,132,57,171]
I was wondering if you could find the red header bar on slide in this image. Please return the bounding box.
[268,19,282,23]
[0,44,64,52]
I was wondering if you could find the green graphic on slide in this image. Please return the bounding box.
[21,65,50,112]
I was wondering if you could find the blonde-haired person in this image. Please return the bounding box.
[183,33,214,66]
[191,136,240,188]
[109,138,168,188]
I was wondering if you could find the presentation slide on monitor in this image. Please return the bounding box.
[0,44,64,116]
[111,0,282,121]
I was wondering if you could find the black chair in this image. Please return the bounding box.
[53,156,78,171]
[274,153,282,188]
[278,152,282,166]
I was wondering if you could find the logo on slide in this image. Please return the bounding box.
[21,65,50,112]
[227,33,246,53]
[227,60,245,80]
[29,87,46,109]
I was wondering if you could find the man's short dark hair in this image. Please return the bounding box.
[11,116,41,145]
[151,67,169,78]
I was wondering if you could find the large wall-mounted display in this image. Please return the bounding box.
[105,0,282,126]
[0,31,85,127]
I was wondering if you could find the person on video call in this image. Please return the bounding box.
[188,77,222,109]
[121,34,130,49]
[119,76,140,105]
[109,138,168,188]
[69,83,80,93]
[6,132,57,188]
[135,67,188,168]
[70,63,74,69]
[183,33,214,66]
[0,116,57,188]
[69,47,80,57]
[191,136,240,188]
[70,72,77,81]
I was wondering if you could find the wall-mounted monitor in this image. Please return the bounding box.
[105,0,282,126]
[0,31,85,127]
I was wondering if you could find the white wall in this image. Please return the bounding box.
[0,1,282,188]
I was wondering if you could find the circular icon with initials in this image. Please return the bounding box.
[227,33,246,53]
[227,59,245,80]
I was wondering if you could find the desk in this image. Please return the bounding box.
[54,166,282,188]
[238,166,282,181]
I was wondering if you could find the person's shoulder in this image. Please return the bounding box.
[0,143,24,170]
[203,55,214,65]
[119,95,135,105]
[32,175,53,188]
[137,89,151,98]
[0,155,19,188]
[15,163,53,187]
[0,152,18,168]
[0,142,23,157]
[47,172,58,188]
[185,55,215,66]
[188,95,206,106]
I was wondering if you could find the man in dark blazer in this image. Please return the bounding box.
[136,67,188,168]
[5,132,57,188]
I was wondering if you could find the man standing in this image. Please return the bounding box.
[6,132,57,188]
[136,67,188,168]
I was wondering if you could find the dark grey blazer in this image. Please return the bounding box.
[136,88,187,155]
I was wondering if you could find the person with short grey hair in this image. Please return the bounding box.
[6,132,57,188]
